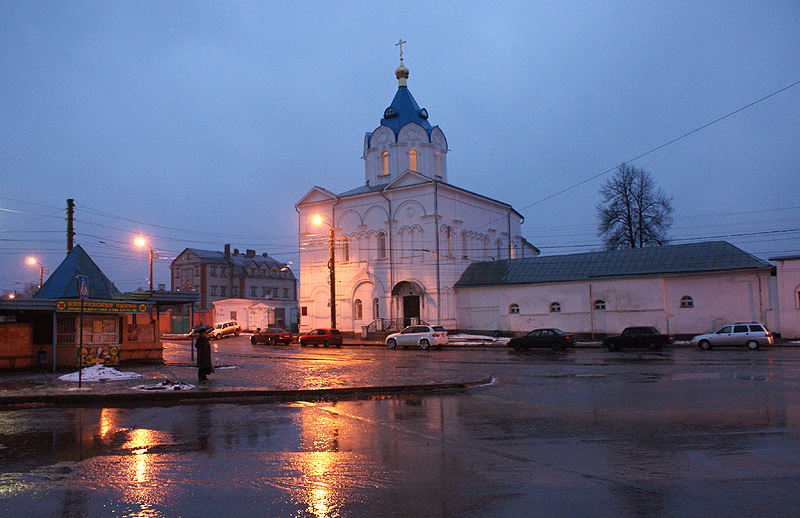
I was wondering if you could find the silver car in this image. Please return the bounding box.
[692,322,773,350]
[386,325,449,350]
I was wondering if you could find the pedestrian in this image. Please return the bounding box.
[193,325,214,382]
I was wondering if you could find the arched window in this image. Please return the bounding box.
[373,298,380,319]
[377,231,387,259]
[509,303,520,315]
[496,239,502,260]
[447,226,454,256]
[680,295,694,308]
[594,300,606,311]
[462,231,468,258]
[550,302,561,313]
[435,151,441,178]
[341,236,350,262]
[409,148,417,172]
[354,299,363,320]
[510,241,516,259]
[381,151,389,176]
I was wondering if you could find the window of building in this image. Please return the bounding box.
[220,286,227,297]
[377,231,387,259]
[510,241,516,259]
[435,151,441,178]
[250,286,257,297]
[283,288,289,298]
[210,286,218,296]
[796,286,800,309]
[462,231,468,258]
[354,299,363,320]
[447,227,453,256]
[250,268,256,276]
[550,302,561,313]
[273,287,279,299]
[409,148,417,172]
[594,300,606,311]
[342,236,350,262]
[301,306,308,316]
[381,151,389,176]
[680,295,694,308]
[509,303,520,314]
[373,298,380,319]
[220,267,227,276]
[232,287,238,297]
[210,266,217,277]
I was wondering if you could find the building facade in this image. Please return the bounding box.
[455,241,785,337]
[295,58,536,334]
[171,244,298,331]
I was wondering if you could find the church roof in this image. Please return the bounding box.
[379,86,433,135]
[34,245,124,299]
[455,241,772,288]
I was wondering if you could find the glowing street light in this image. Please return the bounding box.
[134,237,154,291]
[26,257,47,289]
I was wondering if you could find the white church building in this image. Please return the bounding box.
[297,52,800,339]
[296,55,537,335]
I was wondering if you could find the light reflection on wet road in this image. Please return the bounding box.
[2,346,800,517]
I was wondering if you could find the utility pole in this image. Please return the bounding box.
[66,199,75,254]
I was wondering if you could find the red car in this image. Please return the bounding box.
[299,328,343,348]
[250,328,294,346]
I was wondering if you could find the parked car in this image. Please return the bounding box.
[508,328,574,351]
[692,323,773,350]
[210,320,241,340]
[298,328,343,348]
[386,325,449,350]
[250,327,294,346]
[603,326,674,351]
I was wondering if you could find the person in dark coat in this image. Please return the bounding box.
[194,325,214,382]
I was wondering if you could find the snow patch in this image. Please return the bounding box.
[58,364,145,382]
[131,380,194,391]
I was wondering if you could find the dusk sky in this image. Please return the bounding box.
[1,1,798,294]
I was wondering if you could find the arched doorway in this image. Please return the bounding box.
[392,281,423,327]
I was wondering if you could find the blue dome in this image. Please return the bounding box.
[378,86,433,138]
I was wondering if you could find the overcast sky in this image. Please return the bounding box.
[1,1,798,294]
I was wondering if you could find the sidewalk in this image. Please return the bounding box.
[0,342,492,409]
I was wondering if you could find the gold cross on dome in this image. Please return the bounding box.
[395,39,407,61]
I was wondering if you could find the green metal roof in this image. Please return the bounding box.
[455,241,772,288]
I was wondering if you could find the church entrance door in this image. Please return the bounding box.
[403,295,420,327]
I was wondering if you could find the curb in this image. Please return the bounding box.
[0,375,493,409]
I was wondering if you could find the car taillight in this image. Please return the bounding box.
[565,336,571,340]
[433,333,439,337]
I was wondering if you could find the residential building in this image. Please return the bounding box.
[171,244,298,331]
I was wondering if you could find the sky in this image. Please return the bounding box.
[1,1,799,295]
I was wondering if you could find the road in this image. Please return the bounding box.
[2,343,800,517]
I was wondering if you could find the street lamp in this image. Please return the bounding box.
[134,237,154,291]
[312,215,336,329]
[26,257,48,289]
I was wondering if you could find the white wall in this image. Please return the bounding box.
[456,269,776,337]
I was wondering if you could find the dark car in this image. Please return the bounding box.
[508,328,574,351]
[603,326,674,351]
[250,328,294,346]
[298,328,343,348]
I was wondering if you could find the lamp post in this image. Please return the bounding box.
[26,257,47,289]
[134,237,154,291]
[312,215,336,329]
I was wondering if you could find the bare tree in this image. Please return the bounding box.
[596,163,673,249]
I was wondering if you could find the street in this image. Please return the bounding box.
[2,343,800,517]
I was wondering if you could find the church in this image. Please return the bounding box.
[296,48,799,339]
[295,48,537,335]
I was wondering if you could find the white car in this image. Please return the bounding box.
[386,325,449,350]
[691,322,773,350]
[210,320,242,340]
